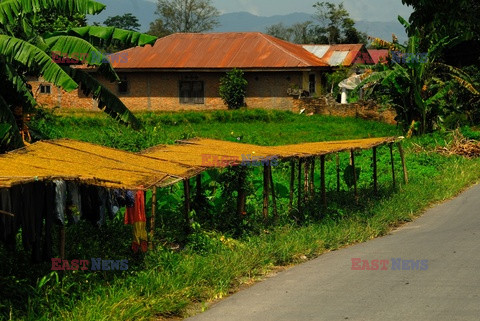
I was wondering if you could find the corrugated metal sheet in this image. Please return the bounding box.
[302,44,370,66]
[112,32,328,70]
[302,45,330,59]
[328,51,350,66]
[328,44,367,66]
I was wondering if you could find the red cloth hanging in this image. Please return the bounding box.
[124,190,146,224]
[123,190,148,253]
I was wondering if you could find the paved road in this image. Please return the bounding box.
[188,184,480,321]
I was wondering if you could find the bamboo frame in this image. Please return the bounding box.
[321,155,327,206]
[336,153,340,192]
[263,164,270,221]
[373,147,378,194]
[310,157,315,197]
[389,143,396,189]
[351,149,358,201]
[183,179,191,233]
[289,160,295,211]
[269,165,278,221]
[237,169,247,216]
[149,186,156,250]
[397,142,408,184]
[304,158,310,198]
[298,159,302,211]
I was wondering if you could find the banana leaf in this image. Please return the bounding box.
[0,0,105,26]
[45,26,157,48]
[46,35,119,81]
[0,35,78,91]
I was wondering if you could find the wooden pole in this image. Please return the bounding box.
[298,159,302,211]
[321,155,327,207]
[149,186,156,249]
[262,164,270,221]
[269,165,278,221]
[336,153,341,192]
[59,226,65,260]
[397,142,408,184]
[183,179,191,234]
[351,149,358,201]
[237,168,247,216]
[304,158,310,199]
[389,143,396,189]
[289,160,295,211]
[310,157,315,197]
[373,147,378,195]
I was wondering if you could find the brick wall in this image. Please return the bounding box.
[30,70,314,112]
[29,73,395,124]
[30,78,98,110]
[294,96,397,124]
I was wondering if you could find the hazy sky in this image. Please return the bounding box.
[142,0,413,22]
[207,0,413,22]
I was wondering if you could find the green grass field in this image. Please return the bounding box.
[30,108,398,150]
[2,109,480,320]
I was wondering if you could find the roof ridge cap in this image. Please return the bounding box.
[260,33,314,66]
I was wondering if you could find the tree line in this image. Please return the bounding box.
[101,1,367,45]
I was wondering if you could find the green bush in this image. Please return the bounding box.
[219,69,248,110]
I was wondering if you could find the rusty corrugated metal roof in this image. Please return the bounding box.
[112,32,328,70]
[303,44,371,66]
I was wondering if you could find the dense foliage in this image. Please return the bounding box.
[402,0,480,43]
[355,17,479,134]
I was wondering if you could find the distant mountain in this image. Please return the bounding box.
[214,12,408,43]
[214,12,314,33]
[87,2,407,43]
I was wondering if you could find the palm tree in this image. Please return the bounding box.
[0,0,157,151]
[356,17,479,134]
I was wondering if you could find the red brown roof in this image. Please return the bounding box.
[112,32,328,70]
[367,49,390,64]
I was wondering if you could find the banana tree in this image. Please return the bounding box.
[356,16,479,134]
[0,0,157,152]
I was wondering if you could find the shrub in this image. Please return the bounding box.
[219,69,248,110]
